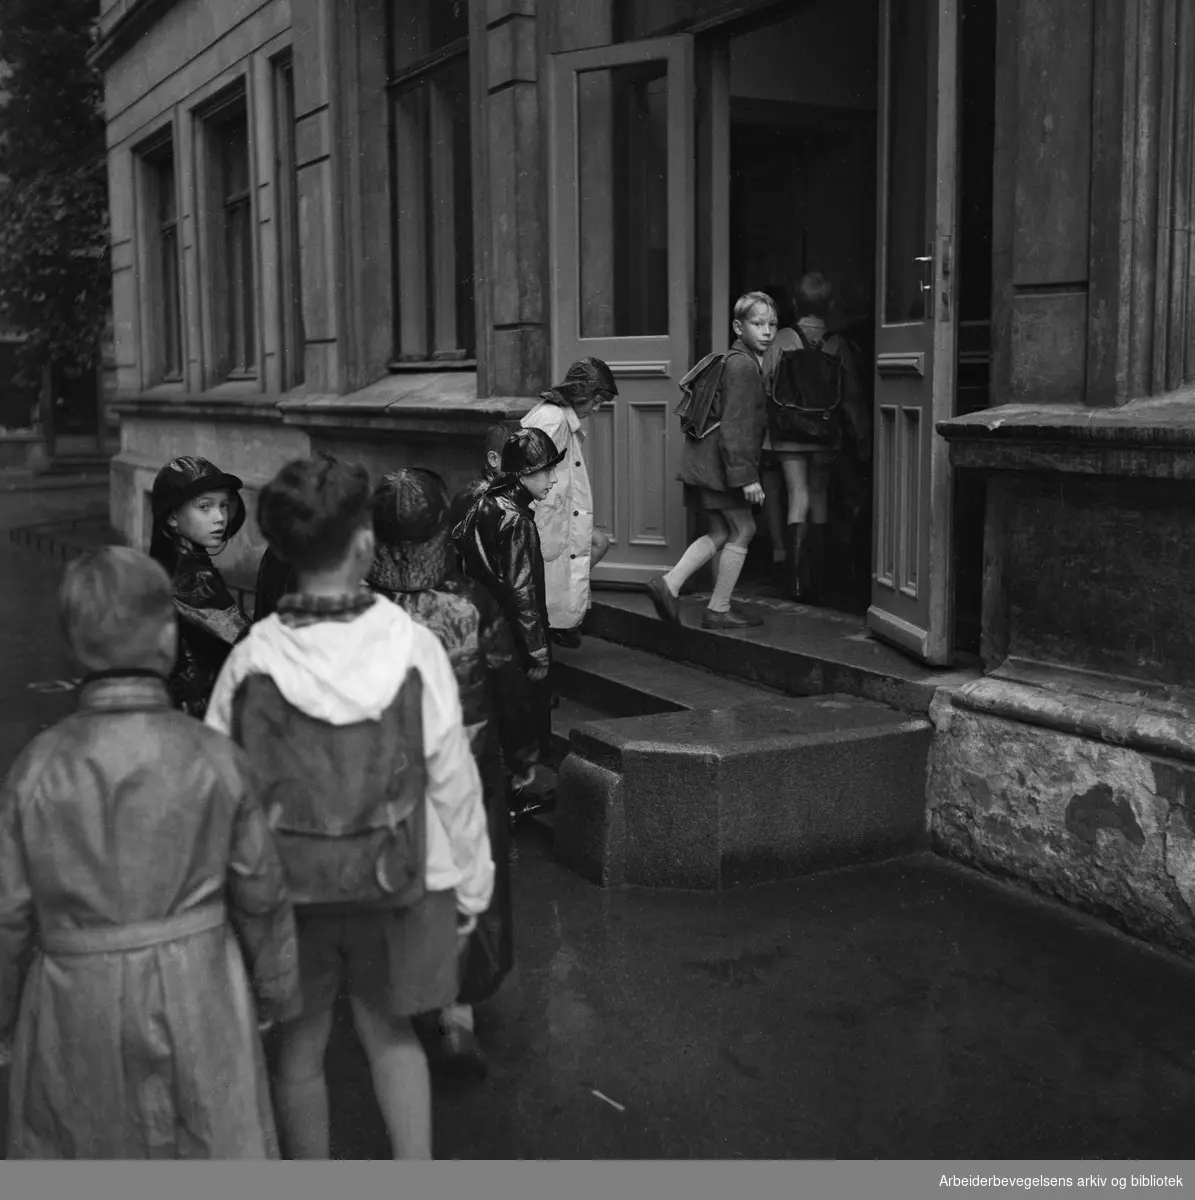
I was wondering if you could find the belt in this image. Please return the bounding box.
[40,904,227,957]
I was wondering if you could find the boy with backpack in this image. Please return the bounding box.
[0,547,299,1159]
[205,454,493,1161]
[647,291,776,631]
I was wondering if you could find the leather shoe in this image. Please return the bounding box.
[702,607,764,630]
[552,628,583,649]
[645,575,681,624]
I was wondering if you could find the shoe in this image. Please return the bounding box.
[552,628,583,649]
[645,575,681,624]
[702,608,764,630]
[511,791,556,826]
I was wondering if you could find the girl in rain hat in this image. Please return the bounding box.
[369,467,538,1078]
[453,427,565,802]
[521,358,617,649]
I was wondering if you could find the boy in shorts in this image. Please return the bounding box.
[206,454,493,1160]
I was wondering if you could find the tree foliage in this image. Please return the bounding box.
[0,1,109,382]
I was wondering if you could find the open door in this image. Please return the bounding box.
[868,0,959,666]
[548,37,694,585]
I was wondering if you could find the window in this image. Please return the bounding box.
[388,1,475,366]
[142,140,183,382]
[203,97,256,380]
[274,55,305,388]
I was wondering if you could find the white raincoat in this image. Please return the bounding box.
[521,399,593,631]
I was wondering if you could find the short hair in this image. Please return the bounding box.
[734,290,778,324]
[795,272,834,319]
[257,454,374,573]
[485,422,516,459]
[60,547,176,672]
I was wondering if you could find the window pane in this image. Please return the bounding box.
[156,153,176,225]
[391,0,467,74]
[577,62,669,338]
[226,201,253,371]
[883,0,930,323]
[221,116,250,200]
[161,226,181,377]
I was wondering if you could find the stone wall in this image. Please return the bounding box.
[927,689,1195,957]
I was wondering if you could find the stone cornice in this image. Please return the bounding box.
[90,0,184,73]
[937,392,1195,478]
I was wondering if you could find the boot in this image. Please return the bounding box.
[785,523,810,603]
[805,524,827,606]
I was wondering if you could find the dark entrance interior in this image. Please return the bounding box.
[720,0,995,659]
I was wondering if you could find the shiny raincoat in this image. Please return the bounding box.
[452,478,552,677]
[0,673,300,1159]
[368,529,538,1002]
[149,457,251,718]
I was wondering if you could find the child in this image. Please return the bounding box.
[149,455,251,717]
[205,454,493,1161]
[448,421,519,539]
[521,358,618,649]
[369,467,539,1078]
[0,547,299,1159]
[453,426,565,776]
[761,272,870,605]
[646,291,775,630]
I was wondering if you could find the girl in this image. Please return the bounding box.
[149,455,251,717]
[646,291,775,631]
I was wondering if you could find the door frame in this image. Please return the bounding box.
[867,0,961,666]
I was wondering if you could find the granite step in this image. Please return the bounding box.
[583,588,979,716]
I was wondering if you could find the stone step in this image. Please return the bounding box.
[554,692,932,891]
[552,636,775,721]
[584,589,979,716]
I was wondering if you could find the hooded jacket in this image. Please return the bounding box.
[452,478,551,676]
[204,593,493,918]
[149,457,251,718]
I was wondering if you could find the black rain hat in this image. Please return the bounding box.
[500,427,567,478]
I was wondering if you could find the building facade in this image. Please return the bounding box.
[93,1,1195,950]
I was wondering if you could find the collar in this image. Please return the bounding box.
[78,671,173,714]
[368,532,451,594]
[275,587,377,628]
[564,406,584,437]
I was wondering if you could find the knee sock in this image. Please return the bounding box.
[272,1074,330,1160]
[663,535,718,596]
[708,543,748,613]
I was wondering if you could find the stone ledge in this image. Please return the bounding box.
[938,390,1195,477]
[555,698,931,890]
[91,0,182,70]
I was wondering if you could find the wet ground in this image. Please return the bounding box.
[3,506,1195,1160]
[330,827,1195,1160]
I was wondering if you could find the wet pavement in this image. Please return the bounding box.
[329,827,1195,1160]
[3,505,1195,1160]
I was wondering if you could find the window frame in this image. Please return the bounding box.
[272,51,305,390]
[385,17,477,371]
[137,131,184,385]
[196,87,259,386]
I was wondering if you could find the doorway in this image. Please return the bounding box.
[722,0,879,616]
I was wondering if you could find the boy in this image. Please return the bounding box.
[205,454,493,1161]
[369,467,539,1077]
[647,291,775,630]
[448,421,517,541]
[453,426,565,782]
[149,455,251,717]
[0,547,299,1159]
[520,358,617,649]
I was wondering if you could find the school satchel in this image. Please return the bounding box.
[230,669,429,910]
[675,347,750,441]
[769,326,844,444]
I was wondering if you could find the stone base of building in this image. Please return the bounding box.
[927,678,1195,960]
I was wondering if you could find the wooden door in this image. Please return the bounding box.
[868,0,961,666]
[548,37,695,585]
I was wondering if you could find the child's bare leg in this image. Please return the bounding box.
[781,456,813,525]
[350,997,432,1161]
[272,1006,336,1159]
